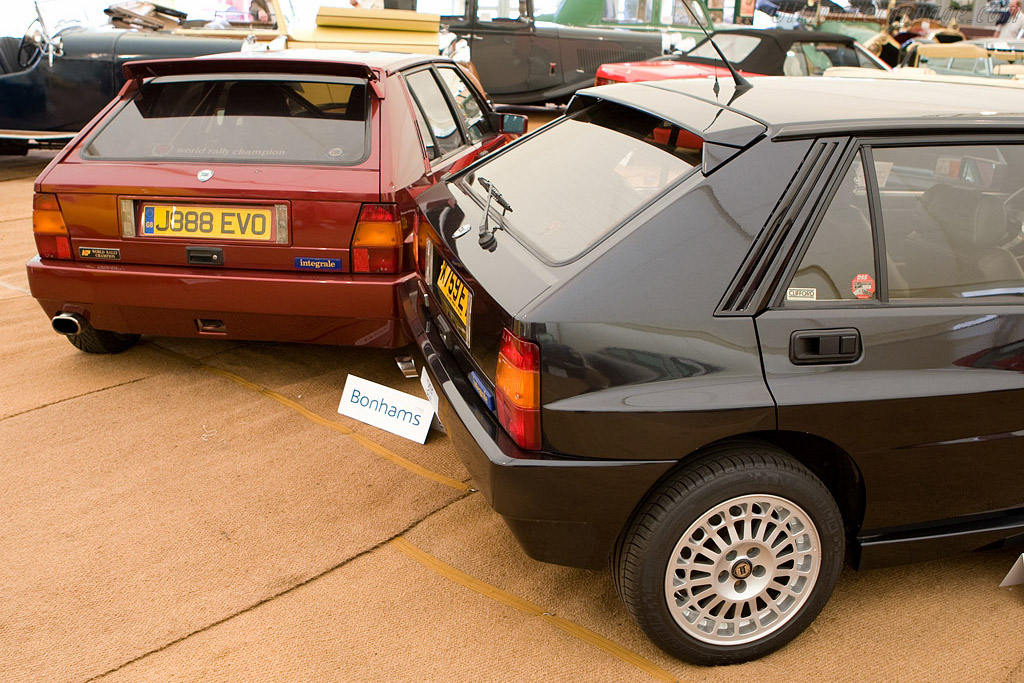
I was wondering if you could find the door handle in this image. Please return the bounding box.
[789,328,861,365]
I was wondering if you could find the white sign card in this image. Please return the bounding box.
[420,368,445,433]
[1000,553,1024,588]
[339,375,433,444]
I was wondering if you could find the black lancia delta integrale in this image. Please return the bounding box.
[400,76,1024,665]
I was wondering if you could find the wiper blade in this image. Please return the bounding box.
[477,176,512,250]
[478,176,513,214]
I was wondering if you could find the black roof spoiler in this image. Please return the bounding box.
[569,85,766,174]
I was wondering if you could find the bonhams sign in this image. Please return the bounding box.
[338,375,433,444]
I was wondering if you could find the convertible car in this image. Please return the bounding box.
[595,29,888,85]
[897,40,1024,78]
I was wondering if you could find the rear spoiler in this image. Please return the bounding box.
[123,57,378,83]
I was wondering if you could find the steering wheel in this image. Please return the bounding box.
[17,21,43,69]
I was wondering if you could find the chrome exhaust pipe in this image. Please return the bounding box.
[52,312,86,336]
[395,355,417,378]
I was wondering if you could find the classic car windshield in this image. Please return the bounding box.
[687,34,761,63]
[461,101,700,263]
[83,76,370,165]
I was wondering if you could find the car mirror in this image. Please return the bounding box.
[500,113,527,135]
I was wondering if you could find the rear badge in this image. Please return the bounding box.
[78,247,121,261]
[197,169,214,182]
[469,370,495,411]
[294,257,342,271]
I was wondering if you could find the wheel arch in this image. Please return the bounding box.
[613,431,867,561]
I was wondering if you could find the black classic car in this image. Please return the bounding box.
[402,76,1024,664]
[430,0,667,103]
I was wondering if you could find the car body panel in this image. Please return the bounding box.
[441,0,665,103]
[402,77,1024,576]
[27,51,519,347]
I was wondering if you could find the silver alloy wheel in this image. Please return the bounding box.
[663,493,822,646]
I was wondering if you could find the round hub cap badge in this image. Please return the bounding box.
[197,169,214,182]
[732,559,753,580]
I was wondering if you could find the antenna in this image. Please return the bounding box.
[677,2,752,96]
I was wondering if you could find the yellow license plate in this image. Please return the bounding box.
[140,204,274,241]
[435,259,471,328]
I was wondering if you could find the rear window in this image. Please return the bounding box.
[459,101,700,264]
[83,76,370,165]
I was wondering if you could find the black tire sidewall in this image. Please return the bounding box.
[626,455,845,666]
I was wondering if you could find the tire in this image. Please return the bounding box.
[614,444,844,666]
[67,324,140,354]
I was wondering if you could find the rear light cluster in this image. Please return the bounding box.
[594,77,617,87]
[495,328,541,451]
[351,203,402,274]
[33,193,72,260]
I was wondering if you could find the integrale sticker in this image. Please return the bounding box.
[295,257,342,271]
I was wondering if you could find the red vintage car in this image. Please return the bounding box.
[595,29,888,85]
[27,50,524,353]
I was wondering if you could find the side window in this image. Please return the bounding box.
[405,69,465,159]
[416,0,467,18]
[436,66,490,143]
[477,0,522,22]
[786,153,877,304]
[873,144,1024,300]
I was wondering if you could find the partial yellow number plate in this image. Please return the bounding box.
[140,205,274,241]
[435,259,471,328]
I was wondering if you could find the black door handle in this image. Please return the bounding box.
[790,328,861,365]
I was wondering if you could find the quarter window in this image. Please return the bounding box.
[786,153,877,304]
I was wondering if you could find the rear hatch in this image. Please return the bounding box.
[415,92,761,449]
[39,63,380,274]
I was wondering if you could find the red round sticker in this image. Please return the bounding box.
[852,273,875,299]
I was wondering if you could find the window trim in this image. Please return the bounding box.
[433,64,493,145]
[402,65,470,165]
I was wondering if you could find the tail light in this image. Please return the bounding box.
[594,76,617,86]
[352,203,402,274]
[32,193,72,260]
[495,328,541,451]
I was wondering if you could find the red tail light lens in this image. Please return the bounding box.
[352,203,402,274]
[495,328,541,450]
[32,193,72,260]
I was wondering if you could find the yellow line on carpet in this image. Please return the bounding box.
[390,537,682,683]
[150,344,471,492]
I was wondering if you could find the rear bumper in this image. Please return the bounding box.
[401,277,674,570]
[27,256,412,347]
